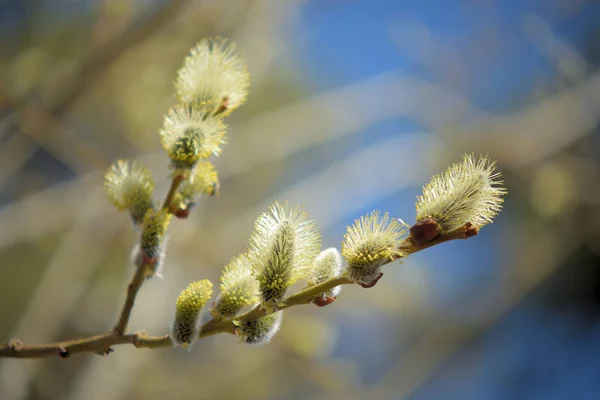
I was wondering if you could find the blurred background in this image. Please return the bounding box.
[1,0,600,399]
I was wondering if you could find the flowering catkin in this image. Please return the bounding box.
[159,104,226,170]
[175,37,250,117]
[171,280,213,348]
[247,202,321,306]
[104,160,154,224]
[140,208,171,263]
[211,254,259,319]
[415,154,506,232]
[236,312,283,345]
[342,211,407,285]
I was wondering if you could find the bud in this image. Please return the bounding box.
[247,202,321,307]
[104,160,154,224]
[171,161,219,215]
[159,104,226,170]
[175,37,250,117]
[416,154,506,233]
[210,254,259,319]
[307,248,344,304]
[342,211,407,286]
[171,280,213,348]
[235,312,283,345]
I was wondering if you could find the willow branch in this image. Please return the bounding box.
[162,174,184,210]
[113,172,185,335]
[112,261,151,335]
[0,333,171,359]
[0,223,478,358]
[199,223,478,337]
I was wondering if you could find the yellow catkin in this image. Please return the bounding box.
[171,280,213,348]
[416,154,506,232]
[247,202,321,305]
[211,254,259,319]
[342,211,406,284]
[104,160,154,224]
[175,37,250,116]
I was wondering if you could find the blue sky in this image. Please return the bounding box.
[293,1,600,398]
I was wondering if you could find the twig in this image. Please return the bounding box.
[112,261,152,335]
[113,171,185,335]
[162,174,184,210]
[52,0,189,115]
[0,333,171,359]
[199,223,477,336]
[0,223,477,359]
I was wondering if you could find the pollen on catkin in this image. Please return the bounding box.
[175,37,250,117]
[415,154,507,232]
[173,161,219,213]
[307,247,344,300]
[342,211,407,285]
[104,160,154,224]
[140,208,171,262]
[171,280,213,348]
[247,202,321,306]
[211,254,259,319]
[159,104,226,170]
[236,312,283,345]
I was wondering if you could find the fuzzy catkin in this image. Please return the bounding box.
[342,211,406,284]
[416,154,506,232]
[212,254,259,319]
[237,312,283,345]
[247,202,321,306]
[171,280,213,348]
[175,37,250,117]
[307,247,344,299]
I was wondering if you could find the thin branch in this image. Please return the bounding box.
[52,0,189,115]
[0,223,478,359]
[199,223,478,337]
[112,261,152,335]
[0,333,171,359]
[162,174,184,210]
[113,171,185,335]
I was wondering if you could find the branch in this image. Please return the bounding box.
[112,260,152,335]
[0,333,171,359]
[199,223,478,337]
[162,174,184,210]
[52,0,189,115]
[113,173,184,335]
[0,223,478,359]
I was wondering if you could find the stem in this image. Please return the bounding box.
[162,174,184,210]
[114,173,185,335]
[112,262,150,335]
[0,333,171,359]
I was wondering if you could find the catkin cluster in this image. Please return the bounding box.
[103,36,507,351]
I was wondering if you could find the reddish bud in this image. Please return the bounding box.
[313,296,336,307]
[410,218,442,245]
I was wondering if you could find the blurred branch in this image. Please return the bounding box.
[0,223,477,359]
[51,0,189,115]
[9,0,190,172]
